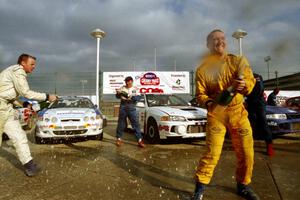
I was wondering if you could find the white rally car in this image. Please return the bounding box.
[35,96,106,144]
[135,94,207,143]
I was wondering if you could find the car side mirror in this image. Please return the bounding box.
[136,102,145,108]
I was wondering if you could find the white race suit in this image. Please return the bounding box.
[0,65,47,164]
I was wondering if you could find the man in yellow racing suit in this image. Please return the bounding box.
[192,29,260,200]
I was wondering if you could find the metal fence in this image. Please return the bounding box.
[28,71,97,96]
[28,71,196,98]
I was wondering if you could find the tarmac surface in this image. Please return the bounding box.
[0,123,300,200]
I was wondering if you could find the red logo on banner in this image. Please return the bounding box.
[140,72,160,85]
[140,88,164,94]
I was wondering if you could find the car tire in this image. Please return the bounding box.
[95,133,103,141]
[146,119,160,144]
[35,136,44,144]
[89,133,103,141]
[34,127,46,144]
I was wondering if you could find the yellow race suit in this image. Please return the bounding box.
[195,53,256,185]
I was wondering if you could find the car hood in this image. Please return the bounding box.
[44,108,95,117]
[266,105,298,114]
[152,106,207,118]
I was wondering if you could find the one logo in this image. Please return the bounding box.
[176,79,181,85]
[140,88,164,94]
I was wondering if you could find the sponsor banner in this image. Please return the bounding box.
[103,71,190,94]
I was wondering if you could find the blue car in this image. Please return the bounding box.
[189,97,300,136]
[266,105,300,135]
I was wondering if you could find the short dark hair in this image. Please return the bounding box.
[17,54,36,65]
[274,88,280,93]
[206,29,224,44]
[23,101,31,108]
[124,76,133,82]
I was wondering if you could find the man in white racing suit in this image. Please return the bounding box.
[0,54,57,176]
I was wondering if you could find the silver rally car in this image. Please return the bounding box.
[35,96,106,143]
[135,94,207,143]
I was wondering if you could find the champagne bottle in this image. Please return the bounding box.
[120,91,129,98]
[215,74,244,106]
[215,86,235,106]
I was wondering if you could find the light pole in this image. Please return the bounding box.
[90,28,106,106]
[232,29,247,56]
[275,70,278,87]
[80,79,88,96]
[154,47,157,71]
[133,57,136,71]
[264,56,271,80]
[174,59,177,71]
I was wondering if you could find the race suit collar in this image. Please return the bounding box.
[208,52,228,60]
[18,64,28,75]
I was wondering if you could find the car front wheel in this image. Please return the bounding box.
[35,136,45,144]
[146,119,160,144]
[34,127,46,144]
[93,133,103,141]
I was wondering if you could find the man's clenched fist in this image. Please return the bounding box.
[48,94,58,102]
[232,79,246,92]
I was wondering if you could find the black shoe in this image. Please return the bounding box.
[192,182,205,200]
[24,160,41,177]
[237,183,260,200]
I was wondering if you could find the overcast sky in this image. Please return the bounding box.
[0,0,299,82]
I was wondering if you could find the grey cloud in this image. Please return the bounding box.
[0,0,299,91]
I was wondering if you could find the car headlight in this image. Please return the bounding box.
[90,116,95,121]
[51,117,58,123]
[83,116,89,122]
[160,116,170,121]
[44,117,50,123]
[170,116,186,121]
[266,114,287,120]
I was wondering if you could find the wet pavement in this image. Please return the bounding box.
[0,124,300,200]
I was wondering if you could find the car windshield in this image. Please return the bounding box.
[50,98,94,109]
[292,98,300,104]
[146,94,189,107]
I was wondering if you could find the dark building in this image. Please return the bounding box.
[264,72,300,90]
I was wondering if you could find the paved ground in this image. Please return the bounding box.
[0,124,300,200]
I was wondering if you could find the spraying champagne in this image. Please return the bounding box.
[214,62,245,106]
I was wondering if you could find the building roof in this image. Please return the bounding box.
[264,72,300,90]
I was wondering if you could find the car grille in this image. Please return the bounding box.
[279,123,290,130]
[180,108,198,111]
[63,126,78,130]
[187,125,206,133]
[53,130,88,135]
[291,123,300,131]
[187,118,206,122]
[61,119,81,122]
[287,113,300,119]
[271,122,300,132]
